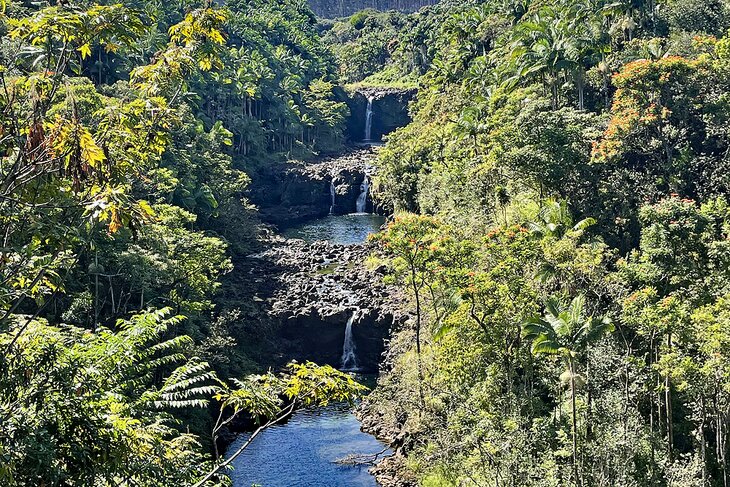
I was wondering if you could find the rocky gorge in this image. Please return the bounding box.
[222,148,414,486]
[225,88,416,485]
[236,233,407,372]
[247,147,383,225]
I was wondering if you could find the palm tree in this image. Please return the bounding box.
[527,199,596,239]
[522,294,613,485]
[504,14,564,108]
[455,106,489,156]
[502,1,610,110]
[563,3,602,111]
[498,0,530,25]
[503,5,576,109]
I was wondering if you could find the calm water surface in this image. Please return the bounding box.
[282,214,386,245]
[227,403,388,487]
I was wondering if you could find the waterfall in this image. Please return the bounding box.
[340,311,359,371]
[356,175,369,213]
[363,96,374,142]
[329,180,336,215]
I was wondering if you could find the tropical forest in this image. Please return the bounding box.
[4,0,730,486]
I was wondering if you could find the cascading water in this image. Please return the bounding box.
[340,311,359,371]
[329,179,336,215]
[363,96,374,142]
[356,175,369,214]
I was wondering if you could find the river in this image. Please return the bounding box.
[227,401,387,487]
[227,213,389,487]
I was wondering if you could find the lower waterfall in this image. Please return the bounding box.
[356,176,369,213]
[329,180,336,214]
[340,311,359,371]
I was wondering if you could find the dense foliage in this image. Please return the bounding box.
[358,0,730,486]
[322,3,467,86]
[10,0,730,484]
[0,0,362,484]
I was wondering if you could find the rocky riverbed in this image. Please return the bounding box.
[234,233,407,372]
[229,147,413,485]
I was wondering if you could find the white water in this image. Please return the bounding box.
[363,96,374,141]
[340,311,359,371]
[329,180,336,215]
[355,176,369,213]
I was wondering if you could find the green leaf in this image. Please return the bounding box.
[78,43,92,59]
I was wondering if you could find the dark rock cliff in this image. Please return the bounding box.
[247,148,380,225]
[345,88,414,143]
[308,0,439,18]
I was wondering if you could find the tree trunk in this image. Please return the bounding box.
[410,264,425,406]
[666,332,673,460]
[93,250,99,331]
[570,359,579,486]
[700,395,707,484]
[586,350,593,441]
[576,69,585,110]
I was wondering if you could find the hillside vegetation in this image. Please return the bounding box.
[352,0,730,486]
[6,0,730,485]
[0,0,361,485]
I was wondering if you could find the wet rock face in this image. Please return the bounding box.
[238,236,406,373]
[345,89,414,143]
[331,167,364,214]
[247,148,380,225]
[245,161,331,225]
